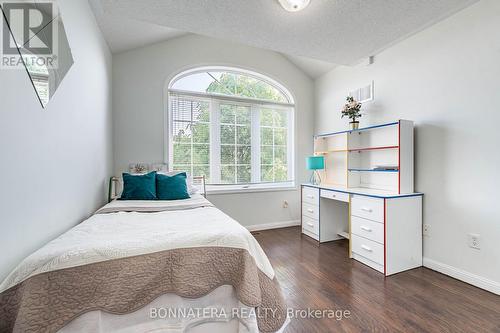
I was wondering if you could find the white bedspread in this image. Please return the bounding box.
[0,195,274,293]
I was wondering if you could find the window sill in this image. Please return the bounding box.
[206,182,297,195]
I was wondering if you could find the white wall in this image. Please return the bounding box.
[113,34,314,227]
[0,0,113,280]
[315,0,500,293]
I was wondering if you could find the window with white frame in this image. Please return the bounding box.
[168,68,294,189]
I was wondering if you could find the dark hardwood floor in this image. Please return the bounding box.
[253,227,500,333]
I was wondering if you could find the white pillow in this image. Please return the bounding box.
[158,171,199,195]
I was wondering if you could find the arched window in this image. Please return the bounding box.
[168,67,295,189]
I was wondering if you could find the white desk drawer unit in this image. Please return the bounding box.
[351,234,384,266]
[302,202,319,220]
[302,187,320,241]
[351,216,384,244]
[302,187,319,206]
[320,189,349,202]
[351,195,384,223]
[302,215,319,235]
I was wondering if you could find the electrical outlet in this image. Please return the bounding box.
[468,234,481,250]
[423,224,430,236]
[282,200,289,208]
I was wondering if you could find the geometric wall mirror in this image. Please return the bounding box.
[1,0,74,108]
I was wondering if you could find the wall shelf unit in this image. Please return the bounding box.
[313,120,414,194]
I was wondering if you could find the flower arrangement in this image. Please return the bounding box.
[129,163,149,174]
[341,96,362,129]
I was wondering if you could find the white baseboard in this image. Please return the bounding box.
[245,220,300,232]
[423,257,500,295]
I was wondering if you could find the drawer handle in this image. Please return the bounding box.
[360,226,372,232]
[331,194,336,198]
[307,195,314,199]
[307,208,314,213]
[361,245,372,252]
[306,223,314,227]
[361,207,373,213]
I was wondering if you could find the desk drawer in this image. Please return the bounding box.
[302,202,319,220]
[351,216,384,244]
[351,234,384,266]
[351,195,384,223]
[302,186,319,206]
[302,215,319,235]
[320,189,349,202]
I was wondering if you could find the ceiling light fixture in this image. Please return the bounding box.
[278,0,311,12]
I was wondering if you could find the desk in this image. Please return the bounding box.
[301,183,423,276]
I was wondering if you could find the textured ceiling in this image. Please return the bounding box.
[88,0,337,77]
[96,0,478,65]
[89,0,186,54]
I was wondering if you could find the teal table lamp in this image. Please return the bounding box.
[306,156,324,185]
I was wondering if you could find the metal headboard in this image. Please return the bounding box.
[108,175,206,202]
[108,176,120,202]
[192,176,207,198]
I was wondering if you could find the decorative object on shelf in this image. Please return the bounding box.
[129,163,150,174]
[349,168,399,172]
[306,156,325,185]
[341,96,362,130]
[373,165,399,171]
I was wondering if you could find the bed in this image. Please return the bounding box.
[0,177,288,333]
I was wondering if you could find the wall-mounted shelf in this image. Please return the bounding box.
[313,120,414,194]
